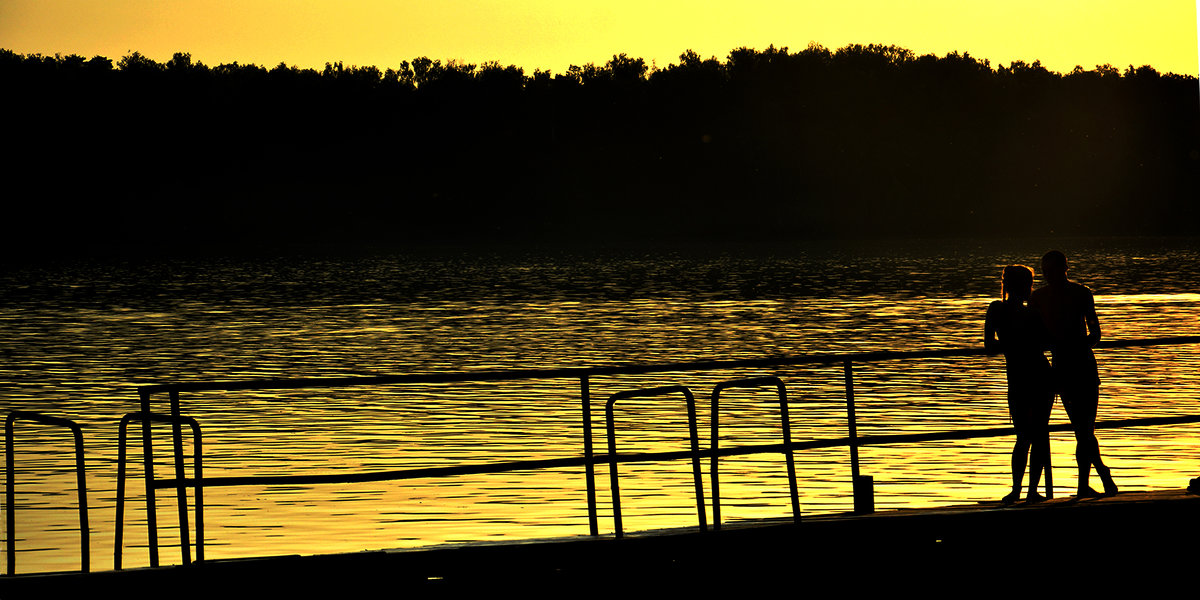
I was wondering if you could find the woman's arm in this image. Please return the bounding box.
[984,301,1002,355]
[1084,289,1101,347]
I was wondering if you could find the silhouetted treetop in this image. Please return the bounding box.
[1,43,1196,251]
[4,43,1192,94]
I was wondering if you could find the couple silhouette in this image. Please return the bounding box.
[984,250,1118,503]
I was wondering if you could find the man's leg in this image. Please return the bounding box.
[1062,388,1099,496]
[1063,385,1114,496]
[1078,385,1118,495]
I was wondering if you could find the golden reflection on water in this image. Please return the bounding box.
[2,247,1199,573]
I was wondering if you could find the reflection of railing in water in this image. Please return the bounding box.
[5,336,1199,574]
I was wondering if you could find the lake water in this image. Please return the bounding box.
[2,237,1199,574]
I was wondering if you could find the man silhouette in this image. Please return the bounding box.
[1029,250,1117,497]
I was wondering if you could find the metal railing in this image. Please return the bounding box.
[606,386,706,538]
[6,336,1197,573]
[711,376,799,529]
[114,412,204,570]
[114,335,1200,568]
[5,411,90,574]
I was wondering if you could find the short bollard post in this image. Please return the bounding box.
[853,475,874,514]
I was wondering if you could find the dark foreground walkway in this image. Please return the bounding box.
[5,489,1198,597]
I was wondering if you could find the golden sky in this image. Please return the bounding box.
[1,1,1196,75]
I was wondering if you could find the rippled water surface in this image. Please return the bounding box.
[2,238,1198,573]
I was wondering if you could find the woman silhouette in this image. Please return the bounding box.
[984,265,1053,504]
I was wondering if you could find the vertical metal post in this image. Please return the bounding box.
[139,390,159,568]
[845,360,873,513]
[684,390,707,533]
[581,375,599,536]
[844,360,860,481]
[169,390,191,565]
[775,381,801,523]
[5,416,15,576]
[709,387,722,530]
[71,422,90,572]
[604,398,623,538]
[190,418,205,562]
[115,415,129,570]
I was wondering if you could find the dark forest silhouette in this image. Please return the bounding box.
[3,43,1197,253]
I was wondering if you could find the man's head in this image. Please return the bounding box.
[1041,250,1068,283]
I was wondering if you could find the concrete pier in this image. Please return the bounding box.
[5,488,1197,597]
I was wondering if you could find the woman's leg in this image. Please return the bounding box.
[1008,434,1030,502]
[1026,395,1053,499]
[1007,395,1032,503]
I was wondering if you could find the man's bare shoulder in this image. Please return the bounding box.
[1066,280,1095,299]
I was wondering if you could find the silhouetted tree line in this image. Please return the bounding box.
[2,44,1197,252]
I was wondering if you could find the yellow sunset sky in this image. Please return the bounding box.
[1,1,1197,75]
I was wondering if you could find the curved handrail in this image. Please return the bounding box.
[606,386,706,538]
[5,411,89,574]
[710,377,799,529]
[115,412,204,570]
